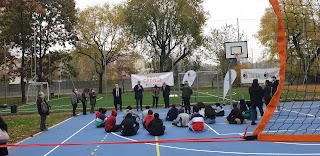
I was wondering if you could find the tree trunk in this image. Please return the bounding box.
[98,72,103,94]
[38,57,43,82]
[159,45,166,72]
[21,51,26,104]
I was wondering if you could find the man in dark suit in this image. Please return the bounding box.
[271,76,279,97]
[162,82,170,108]
[134,81,144,111]
[113,83,122,111]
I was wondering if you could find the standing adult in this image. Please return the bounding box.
[181,81,193,114]
[249,79,264,125]
[152,85,160,109]
[264,80,272,106]
[134,81,144,111]
[81,88,89,115]
[89,89,97,113]
[162,82,170,108]
[70,88,78,116]
[113,83,122,111]
[37,92,50,131]
[271,76,279,97]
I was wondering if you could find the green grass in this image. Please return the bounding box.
[2,112,72,143]
[0,87,250,115]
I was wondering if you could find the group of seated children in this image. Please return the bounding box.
[95,101,251,137]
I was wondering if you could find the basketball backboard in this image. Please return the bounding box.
[225,41,248,59]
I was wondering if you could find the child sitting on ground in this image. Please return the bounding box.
[96,108,107,127]
[188,106,205,132]
[147,113,166,136]
[123,106,141,120]
[172,108,190,127]
[143,110,154,129]
[105,109,120,132]
[239,99,248,113]
[166,104,178,121]
[226,104,246,124]
[204,105,216,124]
[243,101,252,119]
[142,106,151,122]
[215,103,225,116]
[120,113,140,136]
[95,108,103,118]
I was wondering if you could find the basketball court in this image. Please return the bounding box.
[8,103,320,156]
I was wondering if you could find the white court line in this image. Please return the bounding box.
[198,91,237,102]
[14,117,74,146]
[282,108,316,117]
[43,119,95,156]
[111,133,320,155]
[205,124,220,135]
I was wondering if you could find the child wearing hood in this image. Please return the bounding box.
[105,109,120,132]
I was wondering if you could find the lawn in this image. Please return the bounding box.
[2,112,72,143]
[0,87,250,115]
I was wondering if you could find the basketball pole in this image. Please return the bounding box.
[237,18,244,100]
[228,59,236,108]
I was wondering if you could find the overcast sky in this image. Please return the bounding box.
[74,0,271,63]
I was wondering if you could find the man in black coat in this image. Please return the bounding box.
[181,81,193,114]
[134,81,144,111]
[37,92,50,131]
[271,76,279,96]
[249,79,264,125]
[162,82,171,108]
[113,83,122,111]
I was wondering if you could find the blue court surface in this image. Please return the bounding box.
[9,104,320,156]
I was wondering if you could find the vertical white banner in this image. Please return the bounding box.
[131,72,174,88]
[182,70,197,86]
[223,69,237,99]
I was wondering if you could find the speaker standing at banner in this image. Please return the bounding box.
[134,81,144,111]
[162,82,170,108]
[113,83,122,111]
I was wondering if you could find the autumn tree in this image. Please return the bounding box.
[124,0,206,72]
[76,3,130,93]
[205,24,245,75]
[0,0,41,103]
[33,0,77,82]
[256,0,320,84]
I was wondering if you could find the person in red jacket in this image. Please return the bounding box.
[105,109,120,132]
[143,110,154,129]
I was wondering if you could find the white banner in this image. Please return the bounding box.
[241,68,280,84]
[131,72,174,88]
[182,70,197,86]
[223,69,237,99]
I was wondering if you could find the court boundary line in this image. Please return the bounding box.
[43,119,95,156]
[14,116,74,146]
[110,132,320,155]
